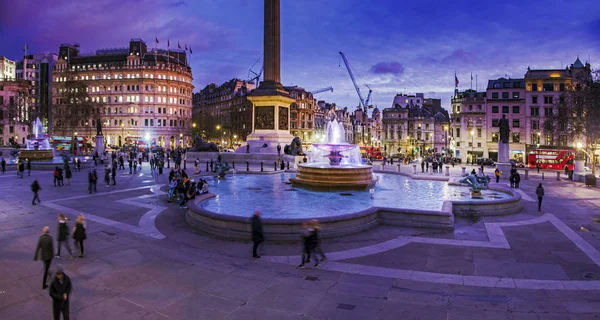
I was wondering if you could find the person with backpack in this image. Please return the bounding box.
[495,168,501,183]
[31,179,42,205]
[536,183,545,212]
[57,168,64,186]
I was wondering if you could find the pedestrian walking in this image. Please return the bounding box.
[104,165,110,187]
[297,222,316,269]
[111,164,117,185]
[537,163,540,173]
[27,158,31,176]
[56,214,73,260]
[76,158,81,172]
[49,265,72,320]
[311,220,326,267]
[92,169,98,192]
[421,161,425,173]
[31,178,42,205]
[536,183,545,212]
[33,226,54,289]
[19,161,25,178]
[54,167,60,186]
[65,166,72,186]
[251,210,264,258]
[57,168,64,186]
[495,168,501,183]
[73,214,87,258]
[514,172,521,188]
[0,157,5,173]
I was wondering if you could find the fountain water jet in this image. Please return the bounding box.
[290,119,376,189]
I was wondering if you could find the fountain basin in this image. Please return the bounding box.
[290,163,377,189]
[20,149,54,160]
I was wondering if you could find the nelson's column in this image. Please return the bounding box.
[245,0,295,153]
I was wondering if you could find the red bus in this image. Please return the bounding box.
[360,146,383,160]
[527,149,574,170]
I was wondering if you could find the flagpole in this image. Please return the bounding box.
[470,72,473,90]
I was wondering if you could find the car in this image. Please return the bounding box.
[476,157,495,166]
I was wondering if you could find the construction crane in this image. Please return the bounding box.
[247,55,263,85]
[339,51,373,109]
[310,86,334,95]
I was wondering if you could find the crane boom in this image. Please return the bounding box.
[311,86,334,95]
[339,51,367,109]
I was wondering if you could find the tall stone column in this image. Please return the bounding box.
[262,0,282,88]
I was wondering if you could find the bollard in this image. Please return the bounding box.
[232,161,235,169]
[412,164,417,174]
[446,166,450,176]
[461,167,466,175]
[246,161,250,172]
[396,164,401,173]
[206,162,209,172]
[380,164,384,171]
[261,161,264,172]
[556,171,561,181]
[542,172,544,180]
[524,169,529,180]
[287,162,290,170]
[274,162,277,171]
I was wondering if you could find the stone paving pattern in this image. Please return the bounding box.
[1,161,600,319]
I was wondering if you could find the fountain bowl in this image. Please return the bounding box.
[290,162,377,190]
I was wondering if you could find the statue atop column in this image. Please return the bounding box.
[96,120,103,136]
[498,114,510,143]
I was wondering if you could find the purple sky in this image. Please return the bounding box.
[1,0,599,111]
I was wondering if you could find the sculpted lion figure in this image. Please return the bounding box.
[193,136,219,152]
[284,137,305,156]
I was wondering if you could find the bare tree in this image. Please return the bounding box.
[0,81,31,147]
[561,71,600,174]
[53,71,102,144]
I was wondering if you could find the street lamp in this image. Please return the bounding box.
[470,129,475,165]
[179,133,183,148]
[443,125,449,157]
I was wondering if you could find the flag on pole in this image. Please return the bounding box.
[189,47,193,54]
[185,44,188,51]
[178,42,181,49]
[455,73,459,87]
[23,44,28,52]
[155,37,159,44]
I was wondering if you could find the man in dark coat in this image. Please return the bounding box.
[49,265,72,320]
[31,178,41,205]
[251,210,264,258]
[34,226,54,289]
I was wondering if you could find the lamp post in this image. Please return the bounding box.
[179,133,183,148]
[73,132,78,155]
[470,129,475,165]
[443,125,449,158]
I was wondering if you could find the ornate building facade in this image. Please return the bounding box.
[52,39,194,149]
[0,79,31,146]
[193,78,255,147]
[383,93,447,158]
[286,86,318,145]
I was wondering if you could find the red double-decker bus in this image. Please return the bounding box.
[527,148,574,170]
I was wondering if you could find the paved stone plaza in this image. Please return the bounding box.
[1,162,600,319]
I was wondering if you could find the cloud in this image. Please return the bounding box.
[440,49,477,65]
[370,62,405,76]
[169,1,187,7]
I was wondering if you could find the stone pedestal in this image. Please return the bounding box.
[95,135,105,156]
[412,164,417,174]
[461,167,466,175]
[246,92,295,154]
[573,159,586,182]
[445,166,450,176]
[396,164,401,173]
[496,140,511,179]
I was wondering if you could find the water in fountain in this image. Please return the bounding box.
[310,119,362,166]
[26,117,51,150]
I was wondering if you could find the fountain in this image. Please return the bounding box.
[290,118,377,189]
[21,117,54,160]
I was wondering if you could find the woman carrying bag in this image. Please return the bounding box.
[72,214,87,258]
